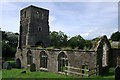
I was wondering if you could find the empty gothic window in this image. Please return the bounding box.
[58,52,68,72]
[27,50,33,65]
[40,51,48,68]
[16,58,21,69]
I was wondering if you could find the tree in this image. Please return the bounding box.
[68,35,85,49]
[110,31,120,41]
[7,32,18,47]
[84,40,93,50]
[50,31,68,48]
[2,41,11,57]
[2,31,18,58]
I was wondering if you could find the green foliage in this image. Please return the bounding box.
[7,60,16,68]
[2,68,114,79]
[84,40,92,50]
[68,35,85,49]
[83,46,90,51]
[2,41,11,57]
[50,31,89,49]
[109,40,112,44]
[2,30,94,57]
[110,31,120,41]
[2,31,18,58]
[2,69,70,78]
[50,31,68,48]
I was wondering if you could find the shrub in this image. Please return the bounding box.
[7,61,16,68]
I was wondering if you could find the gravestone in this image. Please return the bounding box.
[6,64,12,70]
[30,63,36,72]
[3,62,12,70]
[115,66,120,80]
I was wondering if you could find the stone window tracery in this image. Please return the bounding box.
[58,52,68,72]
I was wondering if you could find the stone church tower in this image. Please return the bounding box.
[18,5,50,48]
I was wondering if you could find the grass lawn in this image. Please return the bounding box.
[2,68,115,80]
[2,69,69,78]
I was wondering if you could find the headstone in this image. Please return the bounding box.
[115,66,120,80]
[6,64,12,70]
[30,63,36,72]
[3,62,12,70]
[3,62,9,69]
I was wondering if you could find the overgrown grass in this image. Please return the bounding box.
[2,69,70,78]
[2,68,115,80]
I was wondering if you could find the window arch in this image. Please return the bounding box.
[27,50,33,65]
[40,51,48,68]
[58,52,68,72]
[16,58,21,69]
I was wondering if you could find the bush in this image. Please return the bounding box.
[7,61,16,68]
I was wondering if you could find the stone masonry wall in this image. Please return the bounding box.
[110,49,120,67]
[16,48,97,74]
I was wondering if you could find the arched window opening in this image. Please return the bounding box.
[27,50,33,65]
[16,58,21,69]
[58,52,68,72]
[40,51,48,68]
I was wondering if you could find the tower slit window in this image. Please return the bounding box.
[24,11,26,18]
[38,27,42,31]
[42,13,44,20]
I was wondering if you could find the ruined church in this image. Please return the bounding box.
[15,5,120,76]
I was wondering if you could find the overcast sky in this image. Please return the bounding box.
[0,1,118,39]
